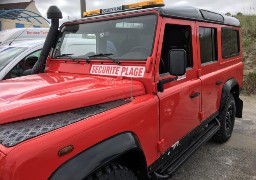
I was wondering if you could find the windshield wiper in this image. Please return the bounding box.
[88,53,120,65]
[55,53,74,58]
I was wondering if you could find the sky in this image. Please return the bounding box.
[2,0,256,22]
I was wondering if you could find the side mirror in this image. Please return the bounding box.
[168,49,186,76]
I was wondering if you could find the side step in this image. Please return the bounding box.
[154,120,220,179]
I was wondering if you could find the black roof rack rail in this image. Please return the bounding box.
[157,6,240,27]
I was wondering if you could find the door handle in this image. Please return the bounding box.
[216,81,223,85]
[190,92,200,99]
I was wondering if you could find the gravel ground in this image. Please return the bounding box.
[171,95,256,180]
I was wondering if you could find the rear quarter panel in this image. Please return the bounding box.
[198,23,243,119]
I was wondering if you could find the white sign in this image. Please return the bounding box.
[90,65,145,78]
[101,6,123,14]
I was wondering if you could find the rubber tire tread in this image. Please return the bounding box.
[86,163,137,180]
[212,94,236,143]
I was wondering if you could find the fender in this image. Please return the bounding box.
[49,132,144,180]
[220,78,243,118]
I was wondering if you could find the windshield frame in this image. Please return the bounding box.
[53,13,158,61]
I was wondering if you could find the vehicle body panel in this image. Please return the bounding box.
[0,94,159,180]
[156,17,202,151]
[196,22,243,121]
[0,73,145,124]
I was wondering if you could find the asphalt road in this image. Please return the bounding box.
[172,95,256,180]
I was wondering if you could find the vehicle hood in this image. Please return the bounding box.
[0,73,145,124]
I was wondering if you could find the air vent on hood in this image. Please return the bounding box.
[0,99,130,147]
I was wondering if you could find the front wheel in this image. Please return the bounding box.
[212,94,236,143]
[86,163,137,180]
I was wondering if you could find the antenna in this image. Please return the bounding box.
[9,22,34,46]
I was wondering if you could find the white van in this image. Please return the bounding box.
[0,28,49,45]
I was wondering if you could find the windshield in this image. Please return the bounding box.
[53,15,157,60]
[0,47,27,71]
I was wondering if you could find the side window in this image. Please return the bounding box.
[199,27,218,64]
[222,28,240,58]
[29,49,42,58]
[160,24,193,75]
[23,49,41,69]
[3,50,41,80]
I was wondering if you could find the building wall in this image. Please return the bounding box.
[0,19,35,29]
[0,1,49,31]
[25,1,49,28]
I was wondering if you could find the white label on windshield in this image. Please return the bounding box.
[90,65,145,78]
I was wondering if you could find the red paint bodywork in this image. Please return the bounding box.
[0,73,145,124]
[0,9,243,180]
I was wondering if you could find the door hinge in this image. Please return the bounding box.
[157,139,165,153]
[199,111,204,121]
[197,69,202,77]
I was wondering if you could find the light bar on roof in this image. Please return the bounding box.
[83,9,101,17]
[83,0,165,17]
[124,0,165,9]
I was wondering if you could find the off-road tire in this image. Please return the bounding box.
[212,94,236,143]
[86,163,137,180]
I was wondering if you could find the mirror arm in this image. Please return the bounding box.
[157,76,178,92]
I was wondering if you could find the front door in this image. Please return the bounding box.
[157,19,201,152]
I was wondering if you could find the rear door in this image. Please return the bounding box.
[196,22,223,121]
[157,18,201,152]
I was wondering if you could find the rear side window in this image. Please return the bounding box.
[222,28,240,58]
[199,27,218,64]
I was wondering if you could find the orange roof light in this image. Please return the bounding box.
[83,0,165,17]
[124,0,165,9]
[83,9,101,17]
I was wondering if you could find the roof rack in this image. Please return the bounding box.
[158,6,240,27]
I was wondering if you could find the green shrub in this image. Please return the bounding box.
[237,15,256,38]
[243,72,256,95]
[236,15,256,94]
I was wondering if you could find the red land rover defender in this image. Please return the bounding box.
[0,1,243,179]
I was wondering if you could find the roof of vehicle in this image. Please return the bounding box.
[0,28,49,45]
[0,39,44,51]
[0,28,49,34]
[157,6,240,27]
[71,5,240,27]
